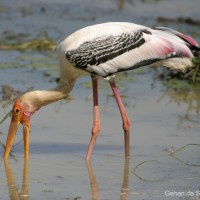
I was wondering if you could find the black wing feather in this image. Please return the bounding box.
[66,29,148,69]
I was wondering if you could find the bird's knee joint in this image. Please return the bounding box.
[123,125,130,132]
[92,126,100,136]
[122,120,131,132]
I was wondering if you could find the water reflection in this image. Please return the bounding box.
[121,158,130,200]
[86,158,130,200]
[86,161,99,200]
[4,158,130,200]
[4,159,29,200]
[157,88,200,128]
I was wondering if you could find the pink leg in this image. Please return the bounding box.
[109,79,131,158]
[86,77,100,160]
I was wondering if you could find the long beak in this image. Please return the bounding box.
[3,120,20,159]
[23,124,30,160]
[3,120,30,160]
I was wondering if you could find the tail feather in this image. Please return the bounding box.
[155,27,200,52]
[191,45,200,51]
[152,27,200,71]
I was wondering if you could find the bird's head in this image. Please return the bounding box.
[3,94,39,160]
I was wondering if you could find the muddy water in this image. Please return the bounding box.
[0,0,200,200]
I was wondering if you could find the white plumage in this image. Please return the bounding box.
[3,22,200,160]
[58,22,198,79]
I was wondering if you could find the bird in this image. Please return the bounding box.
[3,22,200,160]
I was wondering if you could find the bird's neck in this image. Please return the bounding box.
[42,82,74,106]
[20,79,76,111]
[39,79,76,107]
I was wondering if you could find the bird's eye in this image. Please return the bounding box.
[15,109,20,113]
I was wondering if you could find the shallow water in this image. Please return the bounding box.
[0,0,200,199]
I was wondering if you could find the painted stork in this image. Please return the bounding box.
[3,22,200,160]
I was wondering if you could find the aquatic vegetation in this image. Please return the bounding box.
[169,144,200,166]
[191,56,200,82]
[132,159,173,182]
[157,16,200,27]
[0,31,56,51]
[155,53,200,90]
[0,84,33,107]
